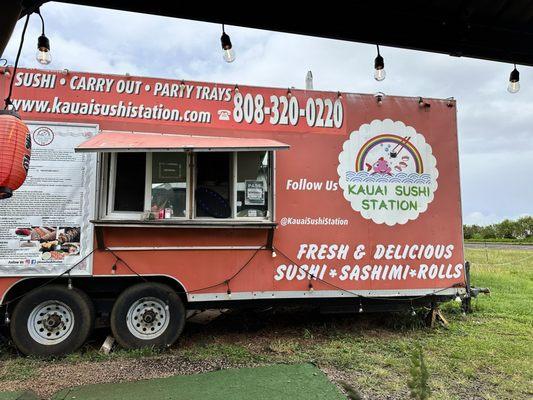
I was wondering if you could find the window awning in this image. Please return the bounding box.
[75,131,290,153]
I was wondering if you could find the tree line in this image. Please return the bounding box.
[463,216,533,240]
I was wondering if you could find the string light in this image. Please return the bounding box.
[35,9,51,65]
[67,277,73,290]
[374,92,384,105]
[179,80,186,91]
[220,24,235,63]
[226,280,232,298]
[358,301,363,313]
[287,88,293,98]
[507,64,520,94]
[374,45,385,81]
[234,84,240,94]
[308,281,314,292]
[337,91,343,100]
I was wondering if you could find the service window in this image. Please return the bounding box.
[101,151,273,222]
[236,151,269,218]
[108,153,146,216]
[151,153,188,218]
[195,153,232,218]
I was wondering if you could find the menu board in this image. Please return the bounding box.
[0,122,98,276]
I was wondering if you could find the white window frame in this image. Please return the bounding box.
[99,151,274,222]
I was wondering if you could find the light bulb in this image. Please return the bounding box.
[36,34,51,65]
[223,48,236,63]
[221,31,236,63]
[36,48,51,65]
[508,66,520,94]
[374,68,386,81]
[507,81,520,94]
[374,50,385,81]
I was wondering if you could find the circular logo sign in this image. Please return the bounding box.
[337,119,438,226]
[32,127,54,146]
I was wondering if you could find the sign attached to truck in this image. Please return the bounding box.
[338,119,438,225]
[0,68,464,297]
[0,121,97,276]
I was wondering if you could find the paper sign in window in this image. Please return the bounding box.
[245,180,265,205]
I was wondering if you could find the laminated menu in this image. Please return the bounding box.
[0,122,98,276]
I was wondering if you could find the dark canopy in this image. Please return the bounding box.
[3,0,533,66]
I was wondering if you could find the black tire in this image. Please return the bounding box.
[10,285,94,357]
[110,282,185,349]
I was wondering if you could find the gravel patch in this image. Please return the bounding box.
[0,355,255,399]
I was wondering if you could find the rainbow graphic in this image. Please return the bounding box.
[355,134,424,173]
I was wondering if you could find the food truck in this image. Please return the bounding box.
[0,68,466,356]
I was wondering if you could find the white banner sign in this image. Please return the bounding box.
[0,122,98,276]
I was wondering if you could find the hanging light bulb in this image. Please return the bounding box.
[374,45,385,81]
[507,64,520,94]
[35,10,51,65]
[358,301,363,313]
[220,24,236,63]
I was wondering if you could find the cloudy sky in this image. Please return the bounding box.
[3,3,532,225]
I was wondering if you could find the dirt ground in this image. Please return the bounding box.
[0,309,415,399]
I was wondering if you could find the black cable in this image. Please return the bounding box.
[105,246,263,295]
[105,247,149,283]
[2,248,97,308]
[4,14,30,110]
[36,9,45,35]
[2,243,459,314]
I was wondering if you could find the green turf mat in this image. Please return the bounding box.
[52,363,344,400]
[0,391,39,400]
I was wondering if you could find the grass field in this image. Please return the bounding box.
[0,248,532,399]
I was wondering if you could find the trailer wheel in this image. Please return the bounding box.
[110,283,185,349]
[9,285,94,357]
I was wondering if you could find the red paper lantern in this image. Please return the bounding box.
[0,110,31,199]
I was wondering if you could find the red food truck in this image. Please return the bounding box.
[0,68,466,356]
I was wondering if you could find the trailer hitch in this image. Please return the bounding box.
[461,261,490,314]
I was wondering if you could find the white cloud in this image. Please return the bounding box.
[2,2,532,223]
